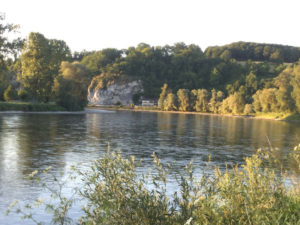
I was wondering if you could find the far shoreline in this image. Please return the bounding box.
[88,105,300,122]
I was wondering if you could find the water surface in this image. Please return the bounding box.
[1,110,299,224]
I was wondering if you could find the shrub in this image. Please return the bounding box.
[7,145,300,225]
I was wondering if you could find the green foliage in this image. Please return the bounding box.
[20,32,71,102]
[205,41,300,63]
[3,84,17,101]
[78,151,178,225]
[221,92,245,114]
[243,104,254,115]
[253,88,279,113]
[193,89,210,112]
[53,61,90,111]
[164,92,177,111]
[177,89,190,111]
[209,89,224,113]
[158,83,169,110]
[291,63,300,112]
[2,20,300,114]
[8,144,300,225]
[81,48,122,75]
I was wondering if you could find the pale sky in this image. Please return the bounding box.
[2,0,300,52]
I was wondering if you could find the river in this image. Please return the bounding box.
[1,110,300,224]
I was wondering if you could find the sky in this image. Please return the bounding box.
[2,0,300,52]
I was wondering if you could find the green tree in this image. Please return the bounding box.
[190,89,197,111]
[245,71,258,101]
[243,104,254,115]
[209,67,222,86]
[273,68,294,112]
[163,92,177,111]
[20,32,70,102]
[48,39,71,75]
[209,89,224,113]
[81,48,122,75]
[177,89,190,111]
[53,61,91,111]
[221,92,245,114]
[291,63,300,112]
[252,88,279,113]
[158,83,169,110]
[194,89,210,112]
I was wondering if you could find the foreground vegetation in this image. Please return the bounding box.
[7,144,300,225]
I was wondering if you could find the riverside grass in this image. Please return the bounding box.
[0,101,66,111]
[7,145,300,225]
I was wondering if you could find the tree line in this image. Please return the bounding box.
[1,13,300,112]
[205,41,300,63]
[158,62,300,115]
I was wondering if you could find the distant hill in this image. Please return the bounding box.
[205,42,300,63]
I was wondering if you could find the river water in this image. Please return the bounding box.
[0,110,300,224]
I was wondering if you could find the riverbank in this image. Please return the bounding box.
[0,101,66,112]
[88,105,300,122]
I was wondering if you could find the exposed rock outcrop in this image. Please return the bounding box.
[88,74,143,105]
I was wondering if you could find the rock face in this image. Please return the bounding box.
[88,79,143,105]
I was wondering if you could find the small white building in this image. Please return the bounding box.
[141,100,155,107]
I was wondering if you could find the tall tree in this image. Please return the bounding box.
[20,32,70,102]
[194,89,210,112]
[274,68,294,112]
[163,92,177,111]
[291,63,300,112]
[158,83,169,110]
[177,89,190,111]
[209,89,224,113]
[53,61,90,111]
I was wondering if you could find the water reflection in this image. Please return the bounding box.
[0,111,300,224]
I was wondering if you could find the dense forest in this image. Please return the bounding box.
[1,14,300,114]
[205,42,300,63]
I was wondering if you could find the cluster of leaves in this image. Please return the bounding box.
[7,144,300,225]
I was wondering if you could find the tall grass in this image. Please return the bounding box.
[7,145,300,225]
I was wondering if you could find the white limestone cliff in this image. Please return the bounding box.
[88,79,143,105]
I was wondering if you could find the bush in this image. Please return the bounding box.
[8,145,300,225]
